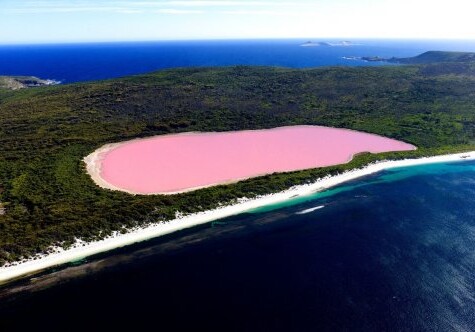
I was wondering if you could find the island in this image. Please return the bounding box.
[300,40,355,47]
[1,51,475,282]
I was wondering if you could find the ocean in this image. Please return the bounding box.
[1,160,475,331]
[1,39,475,331]
[1,39,475,83]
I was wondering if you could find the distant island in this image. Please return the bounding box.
[300,40,355,47]
[0,76,60,90]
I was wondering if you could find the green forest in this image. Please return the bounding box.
[1,51,475,264]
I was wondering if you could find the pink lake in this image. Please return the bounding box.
[99,126,415,194]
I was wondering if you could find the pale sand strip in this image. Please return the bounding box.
[83,142,128,193]
[83,133,252,195]
[1,151,474,283]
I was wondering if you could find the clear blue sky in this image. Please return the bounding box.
[1,0,474,44]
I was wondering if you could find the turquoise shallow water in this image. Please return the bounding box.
[1,160,475,331]
[251,160,475,214]
[2,37,475,331]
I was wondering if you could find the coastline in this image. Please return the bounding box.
[1,151,474,284]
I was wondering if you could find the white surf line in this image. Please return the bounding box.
[1,151,474,283]
[296,205,325,215]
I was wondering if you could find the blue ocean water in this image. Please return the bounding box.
[1,160,475,331]
[2,40,475,330]
[1,39,475,83]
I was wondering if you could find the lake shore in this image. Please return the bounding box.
[84,125,415,195]
[1,151,474,284]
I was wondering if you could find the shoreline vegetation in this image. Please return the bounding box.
[1,50,475,282]
[1,151,473,283]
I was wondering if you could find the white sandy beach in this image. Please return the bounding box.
[1,151,474,283]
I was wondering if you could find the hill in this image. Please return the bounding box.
[389,51,475,64]
[0,53,475,264]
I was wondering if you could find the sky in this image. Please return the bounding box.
[1,0,474,44]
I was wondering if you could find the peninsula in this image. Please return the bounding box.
[347,50,475,65]
[0,76,59,90]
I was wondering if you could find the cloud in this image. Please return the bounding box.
[10,7,117,14]
[220,10,289,16]
[7,0,313,15]
[164,1,289,7]
[7,1,199,14]
[114,9,144,14]
[154,9,204,15]
[8,3,180,15]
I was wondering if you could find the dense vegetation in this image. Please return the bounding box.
[1,52,475,264]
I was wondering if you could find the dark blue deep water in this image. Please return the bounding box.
[2,39,475,330]
[1,39,475,83]
[1,160,475,331]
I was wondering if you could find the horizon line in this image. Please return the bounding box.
[2,36,475,46]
